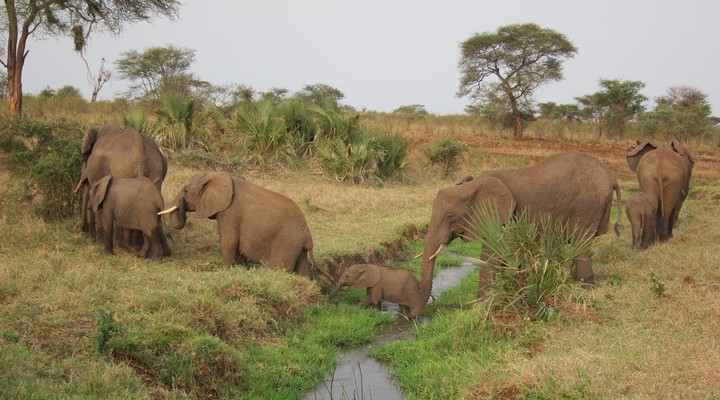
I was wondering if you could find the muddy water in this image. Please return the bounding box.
[305,253,477,400]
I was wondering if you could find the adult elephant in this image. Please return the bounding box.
[159,171,334,282]
[626,139,694,242]
[416,151,622,316]
[76,125,168,244]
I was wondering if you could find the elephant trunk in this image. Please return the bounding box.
[417,238,444,314]
[161,196,186,229]
[329,280,347,299]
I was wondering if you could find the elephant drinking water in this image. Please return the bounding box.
[416,151,622,316]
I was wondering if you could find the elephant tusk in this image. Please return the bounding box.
[429,244,445,260]
[73,181,84,195]
[158,205,178,215]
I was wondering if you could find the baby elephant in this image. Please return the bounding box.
[626,191,658,250]
[330,264,423,318]
[90,175,172,260]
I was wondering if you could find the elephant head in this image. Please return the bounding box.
[329,264,382,298]
[627,139,695,175]
[418,175,516,309]
[160,172,234,229]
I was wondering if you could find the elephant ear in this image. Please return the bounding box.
[91,175,112,212]
[470,176,515,224]
[352,265,382,288]
[454,175,474,185]
[626,140,658,172]
[196,172,233,219]
[670,138,695,165]
[81,128,99,161]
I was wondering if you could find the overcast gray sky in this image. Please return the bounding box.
[22,0,720,116]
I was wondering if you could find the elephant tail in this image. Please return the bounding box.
[307,248,337,285]
[656,176,665,217]
[613,180,623,237]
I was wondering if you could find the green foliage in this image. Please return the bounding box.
[576,79,647,137]
[649,272,666,297]
[121,107,150,132]
[465,204,594,322]
[151,91,209,150]
[0,117,82,220]
[115,45,206,100]
[458,23,577,138]
[425,137,467,177]
[228,100,297,167]
[637,86,714,138]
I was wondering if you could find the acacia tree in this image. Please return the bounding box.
[115,45,207,100]
[1,0,180,115]
[576,79,646,137]
[458,23,577,139]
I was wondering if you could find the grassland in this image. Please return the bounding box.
[1,107,720,399]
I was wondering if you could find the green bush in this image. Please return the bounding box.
[425,137,467,177]
[0,117,83,220]
[464,204,594,322]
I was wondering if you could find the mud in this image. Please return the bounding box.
[306,252,477,400]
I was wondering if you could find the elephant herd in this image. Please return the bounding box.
[76,125,695,317]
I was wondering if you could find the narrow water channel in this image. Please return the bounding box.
[305,253,477,400]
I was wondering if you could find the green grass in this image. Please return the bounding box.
[1,112,719,399]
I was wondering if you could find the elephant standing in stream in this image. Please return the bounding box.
[329,264,424,317]
[159,171,333,281]
[77,125,167,249]
[417,151,622,316]
[626,139,694,243]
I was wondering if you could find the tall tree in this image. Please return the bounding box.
[115,45,207,100]
[638,86,713,138]
[457,23,577,139]
[1,0,180,115]
[576,79,646,137]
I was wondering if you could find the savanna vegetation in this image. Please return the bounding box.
[1,93,719,399]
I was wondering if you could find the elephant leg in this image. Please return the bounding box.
[476,246,498,298]
[102,216,114,254]
[294,251,311,278]
[220,234,241,266]
[139,234,151,258]
[572,251,595,286]
[158,225,172,257]
[364,288,382,310]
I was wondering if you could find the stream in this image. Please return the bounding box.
[305,253,477,400]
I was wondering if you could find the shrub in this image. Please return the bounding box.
[464,204,594,323]
[0,117,83,220]
[425,137,467,177]
[226,100,297,168]
[151,91,209,150]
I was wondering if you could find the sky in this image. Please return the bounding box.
[21,0,720,116]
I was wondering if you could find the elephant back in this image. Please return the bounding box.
[85,127,167,189]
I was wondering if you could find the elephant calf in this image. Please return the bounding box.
[330,264,424,318]
[626,191,658,250]
[90,175,172,260]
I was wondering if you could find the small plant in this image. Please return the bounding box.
[650,272,666,297]
[425,137,467,177]
[607,272,626,286]
[464,203,594,323]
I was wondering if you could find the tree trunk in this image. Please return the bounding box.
[513,110,523,139]
[4,0,35,116]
